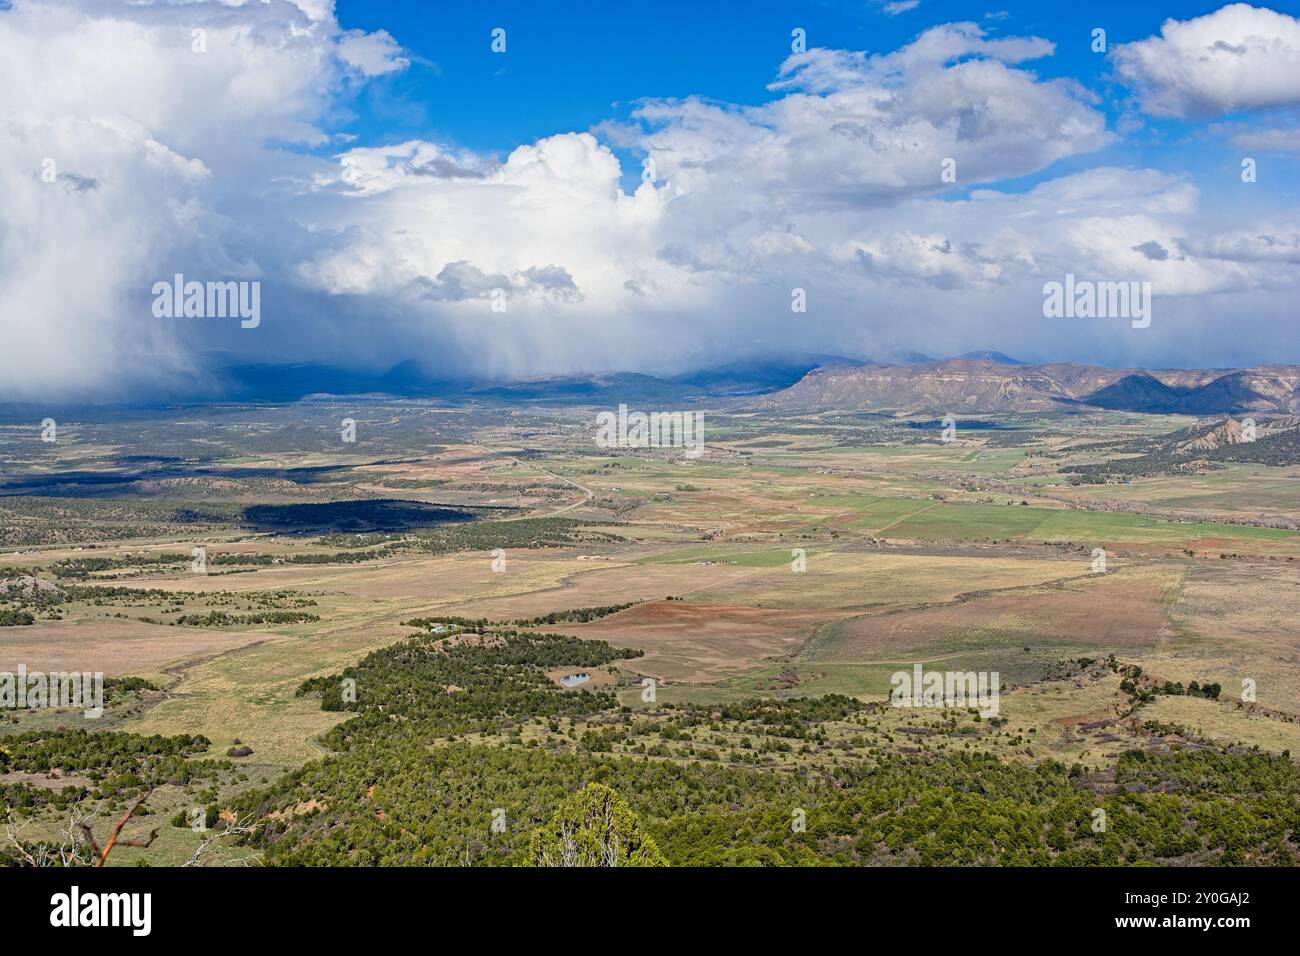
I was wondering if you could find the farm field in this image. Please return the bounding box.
[2,402,1298,867]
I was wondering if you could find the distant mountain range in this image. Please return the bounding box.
[756,359,1300,415]
[136,353,1300,416]
[202,353,858,404]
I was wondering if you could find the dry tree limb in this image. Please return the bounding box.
[79,788,156,867]
[182,813,260,868]
[3,811,42,867]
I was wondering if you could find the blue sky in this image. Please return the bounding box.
[334,0,1179,147]
[334,0,1300,204]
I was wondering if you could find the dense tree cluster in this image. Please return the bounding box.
[233,740,1300,866]
[0,730,223,808]
[297,629,640,732]
[174,610,319,627]
[404,602,643,629]
[0,729,210,775]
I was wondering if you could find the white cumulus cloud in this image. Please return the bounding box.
[1114,3,1300,118]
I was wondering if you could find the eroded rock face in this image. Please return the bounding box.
[755,359,1300,415]
[1177,416,1300,453]
[0,575,65,601]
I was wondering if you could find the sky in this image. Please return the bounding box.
[1,0,1299,400]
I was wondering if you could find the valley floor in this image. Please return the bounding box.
[1,404,1297,865]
